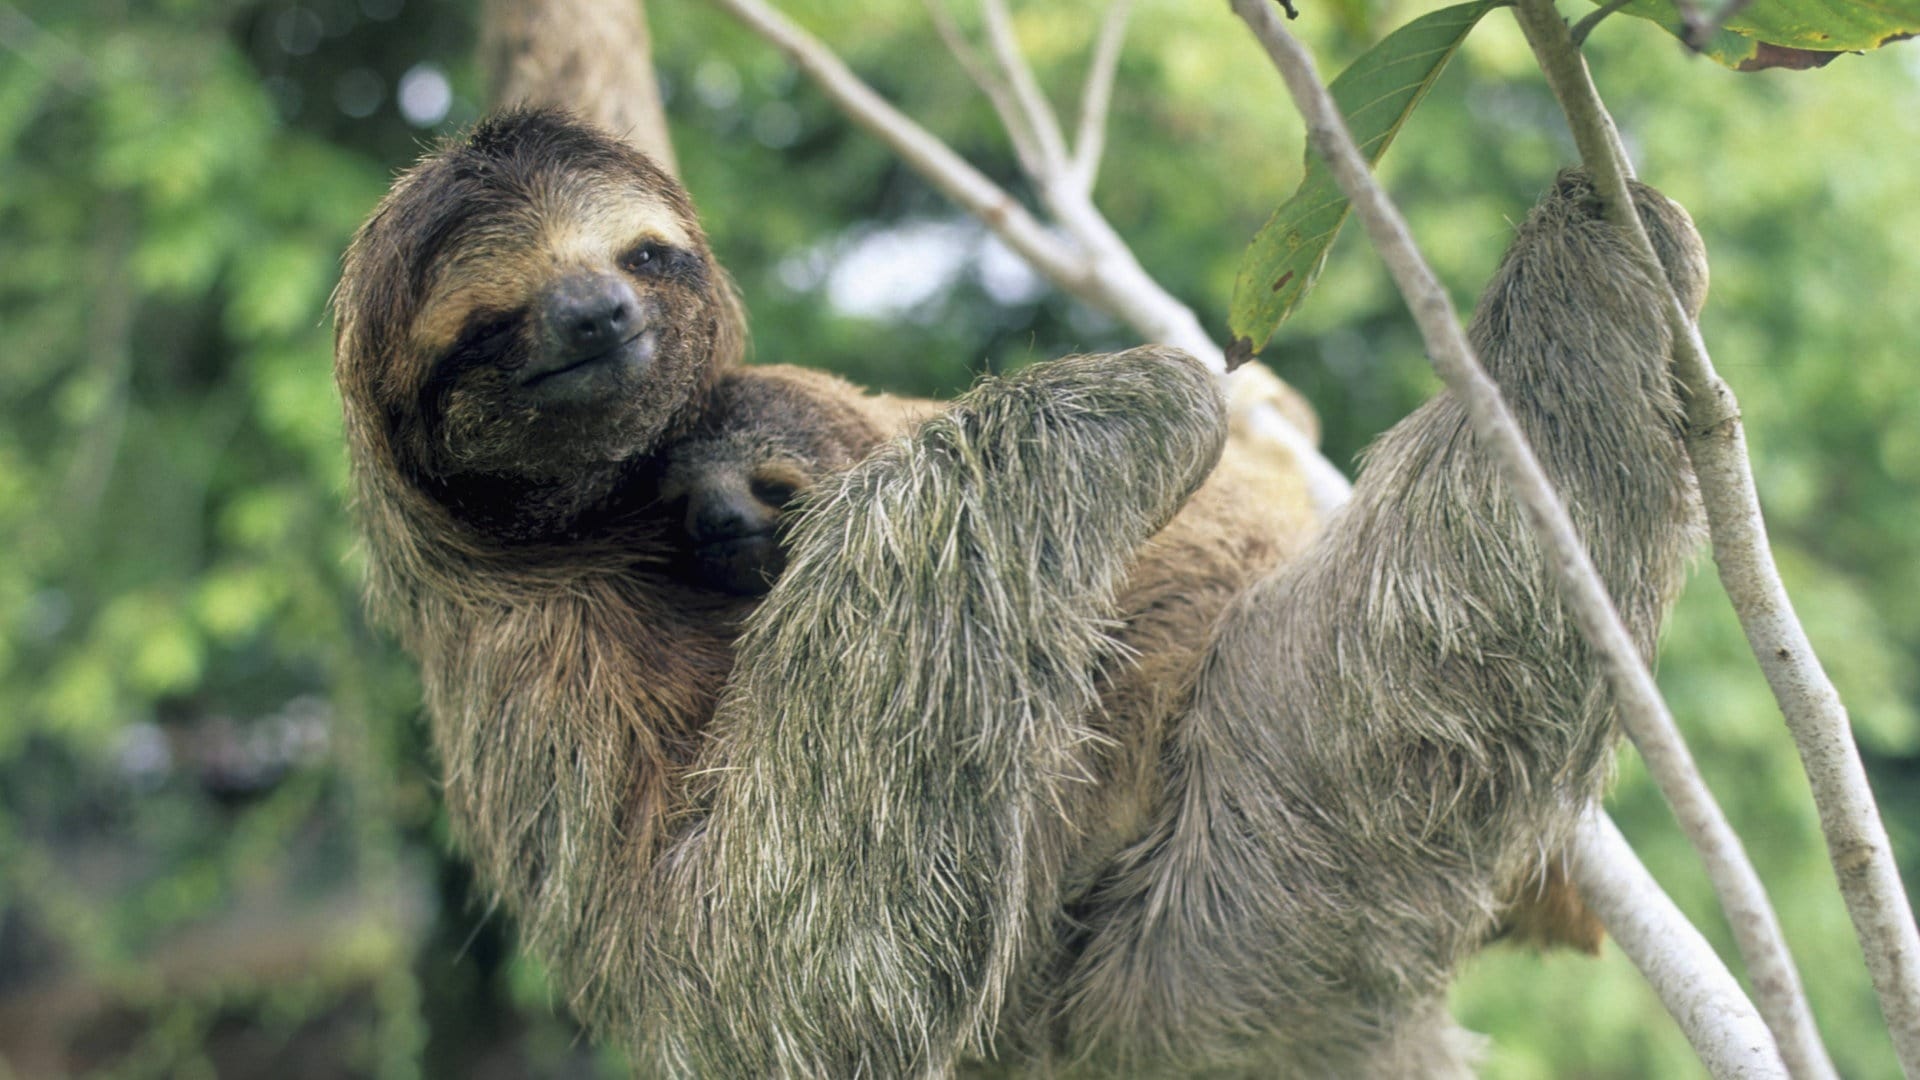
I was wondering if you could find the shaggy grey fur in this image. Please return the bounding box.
[626,173,1700,1077]
[1019,171,1707,1075]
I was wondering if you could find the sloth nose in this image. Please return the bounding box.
[685,487,787,596]
[537,273,644,370]
[687,486,780,544]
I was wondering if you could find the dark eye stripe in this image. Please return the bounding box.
[619,243,707,290]
[415,309,527,430]
[438,310,524,376]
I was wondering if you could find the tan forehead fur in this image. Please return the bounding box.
[409,183,693,357]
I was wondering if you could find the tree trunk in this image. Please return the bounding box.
[478,0,679,175]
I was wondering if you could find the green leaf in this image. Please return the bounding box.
[1595,0,1920,70]
[1229,0,1505,359]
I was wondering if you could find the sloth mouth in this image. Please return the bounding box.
[693,534,785,597]
[521,328,658,389]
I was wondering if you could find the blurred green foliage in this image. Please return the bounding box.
[0,0,1914,1076]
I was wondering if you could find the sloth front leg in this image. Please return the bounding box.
[642,347,1228,1078]
[1057,172,1707,1077]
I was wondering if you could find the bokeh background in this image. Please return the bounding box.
[2,0,1916,1076]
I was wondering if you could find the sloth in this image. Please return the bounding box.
[334,108,1705,1077]
[655,365,932,595]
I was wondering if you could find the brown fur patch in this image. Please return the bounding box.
[1497,859,1605,955]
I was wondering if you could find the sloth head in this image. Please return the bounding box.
[334,108,744,537]
[657,369,888,596]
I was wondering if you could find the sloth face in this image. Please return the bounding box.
[658,435,813,596]
[652,369,883,595]
[335,109,736,525]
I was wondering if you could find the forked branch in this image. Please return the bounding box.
[1515,2,1920,1075]
[1227,2,1830,1076]
[707,0,1354,512]
[924,0,1051,181]
[980,0,1070,174]
[1070,0,1134,192]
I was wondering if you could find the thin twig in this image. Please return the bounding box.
[1227,4,1833,1077]
[1570,813,1789,1080]
[1569,0,1636,46]
[980,0,1069,178]
[1517,2,1920,1075]
[1069,0,1134,193]
[707,0,1087,287]
[0,1,93,90]
[61,198,135,521]
[924,0,1048,180]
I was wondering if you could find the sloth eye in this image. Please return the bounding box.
[750,464,811,510]
[620,244,661,273]
[750,476,800,510]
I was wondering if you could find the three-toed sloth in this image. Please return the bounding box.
[333,109,1704,1077]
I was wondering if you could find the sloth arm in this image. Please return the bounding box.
[640,346,1229,1077]
[1057,183,1702,1072]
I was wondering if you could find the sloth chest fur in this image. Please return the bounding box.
[419,572,746,878]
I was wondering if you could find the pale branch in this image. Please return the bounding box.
[981,0,1071,177]
[1571,813,1790,1080]
[1516,2,1920,1075]
[1227,2,1833,1076]
[1511,0,1632,193]
[924,0,1050,182]
[705,0,1356,513]
[479,0,677,174]
[1070,0,1135,192]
